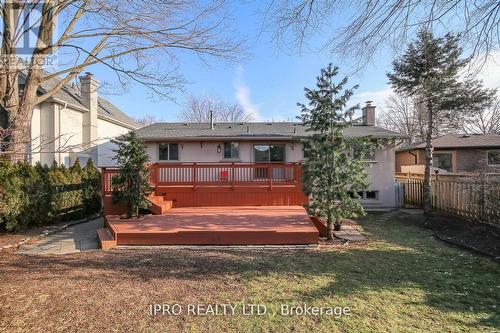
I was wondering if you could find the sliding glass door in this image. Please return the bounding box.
[253,144,286,179]
[253,144,285,163]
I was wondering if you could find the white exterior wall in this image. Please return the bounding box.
[364,145,396,209]
[59,106,84,166]
[146,141,304,163]
[29,101,133,167]
[96,118,132,167]
[30,105,42,165]
[146,140,396,208]
[33,103,84,166]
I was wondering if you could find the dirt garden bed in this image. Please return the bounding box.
[429,215,500,258]
[398,210,500,258]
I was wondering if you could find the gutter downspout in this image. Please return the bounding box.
[408,150,417,164]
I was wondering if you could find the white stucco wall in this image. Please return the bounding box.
[146,141,304,163]
[96,118,132,167]
[29,101,133,167]
[34,103,85,166]
[363,145,396,209]
[59,106,84,166]
[30,105,42,165]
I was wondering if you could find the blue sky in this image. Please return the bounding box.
[80,2,499,123]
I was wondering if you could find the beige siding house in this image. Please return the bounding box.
[396,134,500,173]
[27,73,138,167]
[135,103,403,209]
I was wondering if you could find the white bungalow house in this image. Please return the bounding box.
[26,72,138,167]
[132,102,403,210]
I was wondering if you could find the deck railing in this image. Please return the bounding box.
[102,162,302,194]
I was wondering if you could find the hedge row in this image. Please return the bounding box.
[0,159,101,232]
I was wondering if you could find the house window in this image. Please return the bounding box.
[303,142,310,159]
[434,153,452,171]
[487,150,500,165]
[348,190,379,200]
[365,191,379,199]
[253,144,285,163]
[158,143,179,161]
[223,142,239,159]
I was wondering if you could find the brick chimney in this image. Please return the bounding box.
[80,72,99,150]
[362,101,375,126]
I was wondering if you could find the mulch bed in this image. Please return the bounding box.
[399,211,500,258]
[429,215,500,258]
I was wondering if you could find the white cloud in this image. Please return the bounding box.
[350,49,500,117]
[470,49,500,90]
[234,66,261,121]
[351,88,393,111]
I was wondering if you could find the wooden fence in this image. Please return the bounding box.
[396,173,500,224]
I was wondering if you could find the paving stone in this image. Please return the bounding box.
[16,218,103,255]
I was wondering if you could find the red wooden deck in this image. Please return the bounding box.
[102,163,308,214]
[104,206,318,246]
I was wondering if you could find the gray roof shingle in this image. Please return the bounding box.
[24,71,138,129]
[135,122,404,140]
[397,133,500,151]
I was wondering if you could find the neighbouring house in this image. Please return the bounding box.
[395,133,500,173]
[24,72,138,167]
[130,102,403,210]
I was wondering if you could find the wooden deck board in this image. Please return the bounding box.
[105,206,318,246]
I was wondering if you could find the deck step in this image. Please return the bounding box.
[147,195,173,215]
[97,228,116,250]
[309,216,328,237]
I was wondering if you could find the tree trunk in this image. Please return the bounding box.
[326,214,334,240]
[7,121,30,163]
[423,100,434,216]
[334,220,341,231]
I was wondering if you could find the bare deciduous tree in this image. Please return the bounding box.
[180,94,254,122]
[452,98,500,134]
[134,114,161,128]
[377,94,459,144]
[0,0,241,162]
[377,95,426,144]
[264,1,499,67]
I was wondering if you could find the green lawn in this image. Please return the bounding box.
[1,213,498,332]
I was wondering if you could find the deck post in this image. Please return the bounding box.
[151,163,158,191]
[101,167,106,195]
[231,162,235,191]
[192,163,197,191]
[268,164,273,191]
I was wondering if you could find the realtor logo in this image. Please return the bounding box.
[15,1,56,55]
[5,0,59,68]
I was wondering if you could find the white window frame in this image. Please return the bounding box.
[223,142,240,160]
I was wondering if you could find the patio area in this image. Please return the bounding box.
[102,206,319,247]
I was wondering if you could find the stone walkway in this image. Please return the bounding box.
[17,218,103,255]
[333,224,368,242]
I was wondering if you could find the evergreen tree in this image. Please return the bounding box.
[111,132,153,218]
[387,30,496,216]
[299,64,375,238]
[82,159,102,215]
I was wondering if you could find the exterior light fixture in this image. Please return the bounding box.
[217,144,221,153]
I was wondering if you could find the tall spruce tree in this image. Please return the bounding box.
[112,132,153,218]
[299,64,375,238]
[387,30,496,216]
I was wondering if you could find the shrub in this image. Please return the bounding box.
[0,161,25,231]
[0,159,102,232]
[82,159,102,215]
